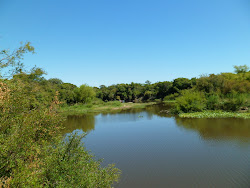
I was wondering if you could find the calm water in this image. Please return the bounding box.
[63,104,250,188]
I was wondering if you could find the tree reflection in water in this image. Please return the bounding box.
[175,117,250,142]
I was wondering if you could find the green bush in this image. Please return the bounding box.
[91,98,105,105]
[174,90,207,113]
[42,133,120,188]
[203,92,250,112]
[0,80,121,187]
[0,42,121,187]
[76,84,96,104]
[163,93,180,101]
[221,93,248,111]
[206,94,220,110]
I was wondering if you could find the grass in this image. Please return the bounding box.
[163,100,176,103]
[59,101,156,115]
[179,110,250,119]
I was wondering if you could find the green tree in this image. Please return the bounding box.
[172,78,192,93]
[48,78,63,85]
[154,81,172,99]
[76,84,96,103]
[234,64,249,74]
[60,83,78,104]
[0,42,35,77]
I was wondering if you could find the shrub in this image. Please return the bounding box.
[42,133,121,188]
[221,93,248,111]
[0,80,120,187]
[206,94,220,110]
[163,93,180,101]
[174,90,207,113]
[91,98,105,105]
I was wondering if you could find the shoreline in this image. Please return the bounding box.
[59,102,156,116]
[179,110,250,119]
[60,102,250,119]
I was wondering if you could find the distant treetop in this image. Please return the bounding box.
[233,65,249,74]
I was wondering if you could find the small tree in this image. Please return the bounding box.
[233,65,249,74]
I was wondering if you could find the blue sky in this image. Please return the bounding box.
[1,0,250,86]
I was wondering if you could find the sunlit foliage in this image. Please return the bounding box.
[0,43,120,187]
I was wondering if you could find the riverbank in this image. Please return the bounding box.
[59,101,156,115]
[60,101,250,119]
[179,110,250,119]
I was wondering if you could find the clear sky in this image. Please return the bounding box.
[1,0,250,87]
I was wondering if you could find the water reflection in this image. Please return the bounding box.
[63,104,250,188]
[63,103,173,134]
[176,117,250,142]
[64,104,250,143]
[62,114,95,134]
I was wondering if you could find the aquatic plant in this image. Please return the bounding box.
[179,111,250,119]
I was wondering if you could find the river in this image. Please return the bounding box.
[63,104,250,188]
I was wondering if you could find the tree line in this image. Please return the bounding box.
[7,60,250,114]
[2,43,248,113]
[10,64,249,114]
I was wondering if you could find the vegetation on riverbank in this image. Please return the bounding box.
[4,44,246,117]
[179,111,250,119]
[0,43,120,187]
[60,101,156,115]
[170,67,250,115]
[47,65,250,118]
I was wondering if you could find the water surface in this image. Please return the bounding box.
[64,105,250,188]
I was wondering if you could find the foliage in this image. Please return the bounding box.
[179,111,250,119]
[233,64,249,74]
[96,79,193,102]
[0,42,35,78]
[0,43,120,187]
[59,83,78,104]
[163,93,180,101]
[154,81,172,99]
[0,80,62,186]
[195,74,225,93]
[42,133,120,188]
[206,94,220,110]
[76,84,96,104]
[59,101,155,116]
[171,78,193,93]
[221,93,249,111]
[174,90,207,113]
